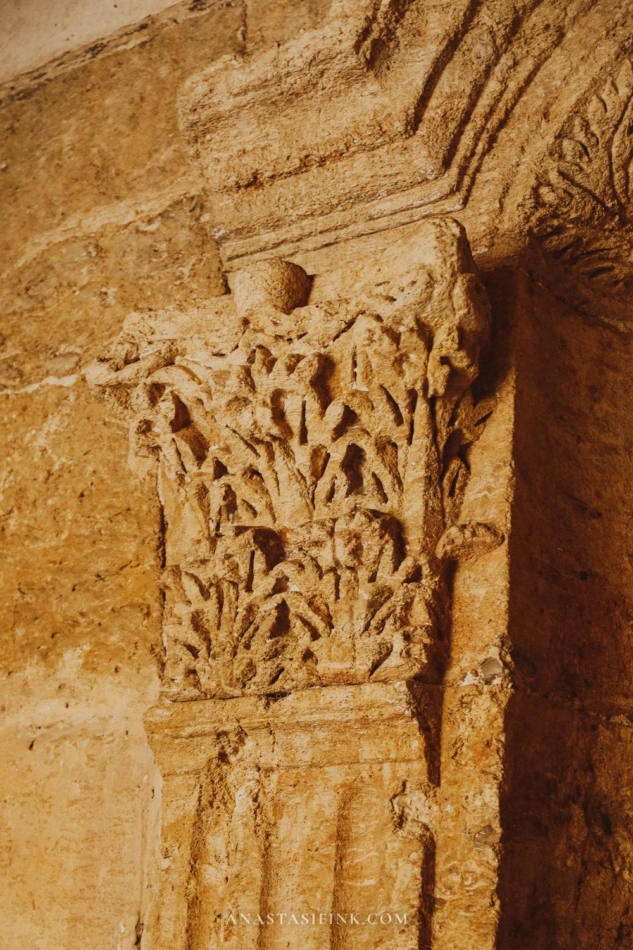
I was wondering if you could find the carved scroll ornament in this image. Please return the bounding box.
[87,219,497,700]
[531,58,633,321]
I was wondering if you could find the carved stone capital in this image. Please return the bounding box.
[87,218,498,701]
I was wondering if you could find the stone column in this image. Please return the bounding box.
[87,218,506,948]
[145,684,434,949]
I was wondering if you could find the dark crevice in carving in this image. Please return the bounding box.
[340,442,365,497]
[380,384,405,425]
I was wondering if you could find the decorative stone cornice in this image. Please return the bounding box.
[178,0,589,266]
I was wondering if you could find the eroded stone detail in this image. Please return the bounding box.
[532,58,633,317]
[145,683,437,950]
[87,219,494,699]
[179,0,580,264]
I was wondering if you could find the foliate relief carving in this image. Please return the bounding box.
[87,220,495,699]
[532,59,633,315]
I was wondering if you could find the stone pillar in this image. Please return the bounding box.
[87,217,507,948]
[145,684,434,949]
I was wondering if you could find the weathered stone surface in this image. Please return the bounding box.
[177,0,605,266]
[78,214,511,948]
[145,683,435,949]
[87,219,496,700]
[4,0,633,947]
[81,209,512,949]
[0,4,336,948]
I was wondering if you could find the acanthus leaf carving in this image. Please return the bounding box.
[86,218,493,700]
[531,58,633,317]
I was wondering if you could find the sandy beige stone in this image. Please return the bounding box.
[3,0,633,948]
[87,219,499,699]
[84,216,511,949]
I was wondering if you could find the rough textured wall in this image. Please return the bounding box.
[0,3,331,946]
